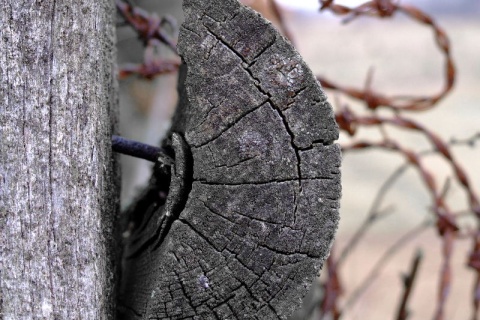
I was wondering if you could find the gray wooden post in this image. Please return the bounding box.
[0,1,118,318]
[118,0,341,319]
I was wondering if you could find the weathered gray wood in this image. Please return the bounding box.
[0,1,118,319]
[119,0,341,319]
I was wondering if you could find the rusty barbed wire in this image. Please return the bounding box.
[304,1,478,318]
[116,0,180,79]
[342,138,463,319]
[436,230,455,320]
[343,139,459,226]
[116,0,178,52]
[320,252,342,320]
[468,232,480,319]
[336,106,480,218]
[317,0,455,112]
[118,58,180,80]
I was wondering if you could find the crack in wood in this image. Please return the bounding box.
[190,102,267,149]
[119,0,341,319]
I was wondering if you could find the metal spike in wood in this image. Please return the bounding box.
[119,0,341,319]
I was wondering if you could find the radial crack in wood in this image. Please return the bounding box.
[118,0,341,319]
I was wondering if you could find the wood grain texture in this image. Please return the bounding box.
[119,0,341,319]
[0,1,118,318]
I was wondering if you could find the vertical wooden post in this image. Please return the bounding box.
[0,1,118,318]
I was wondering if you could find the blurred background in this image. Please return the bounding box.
[117,1,480,319]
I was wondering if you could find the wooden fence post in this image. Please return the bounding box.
[0,1,118,318]
[118,0,341,319]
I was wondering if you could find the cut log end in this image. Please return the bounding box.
[119,0,341,319]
